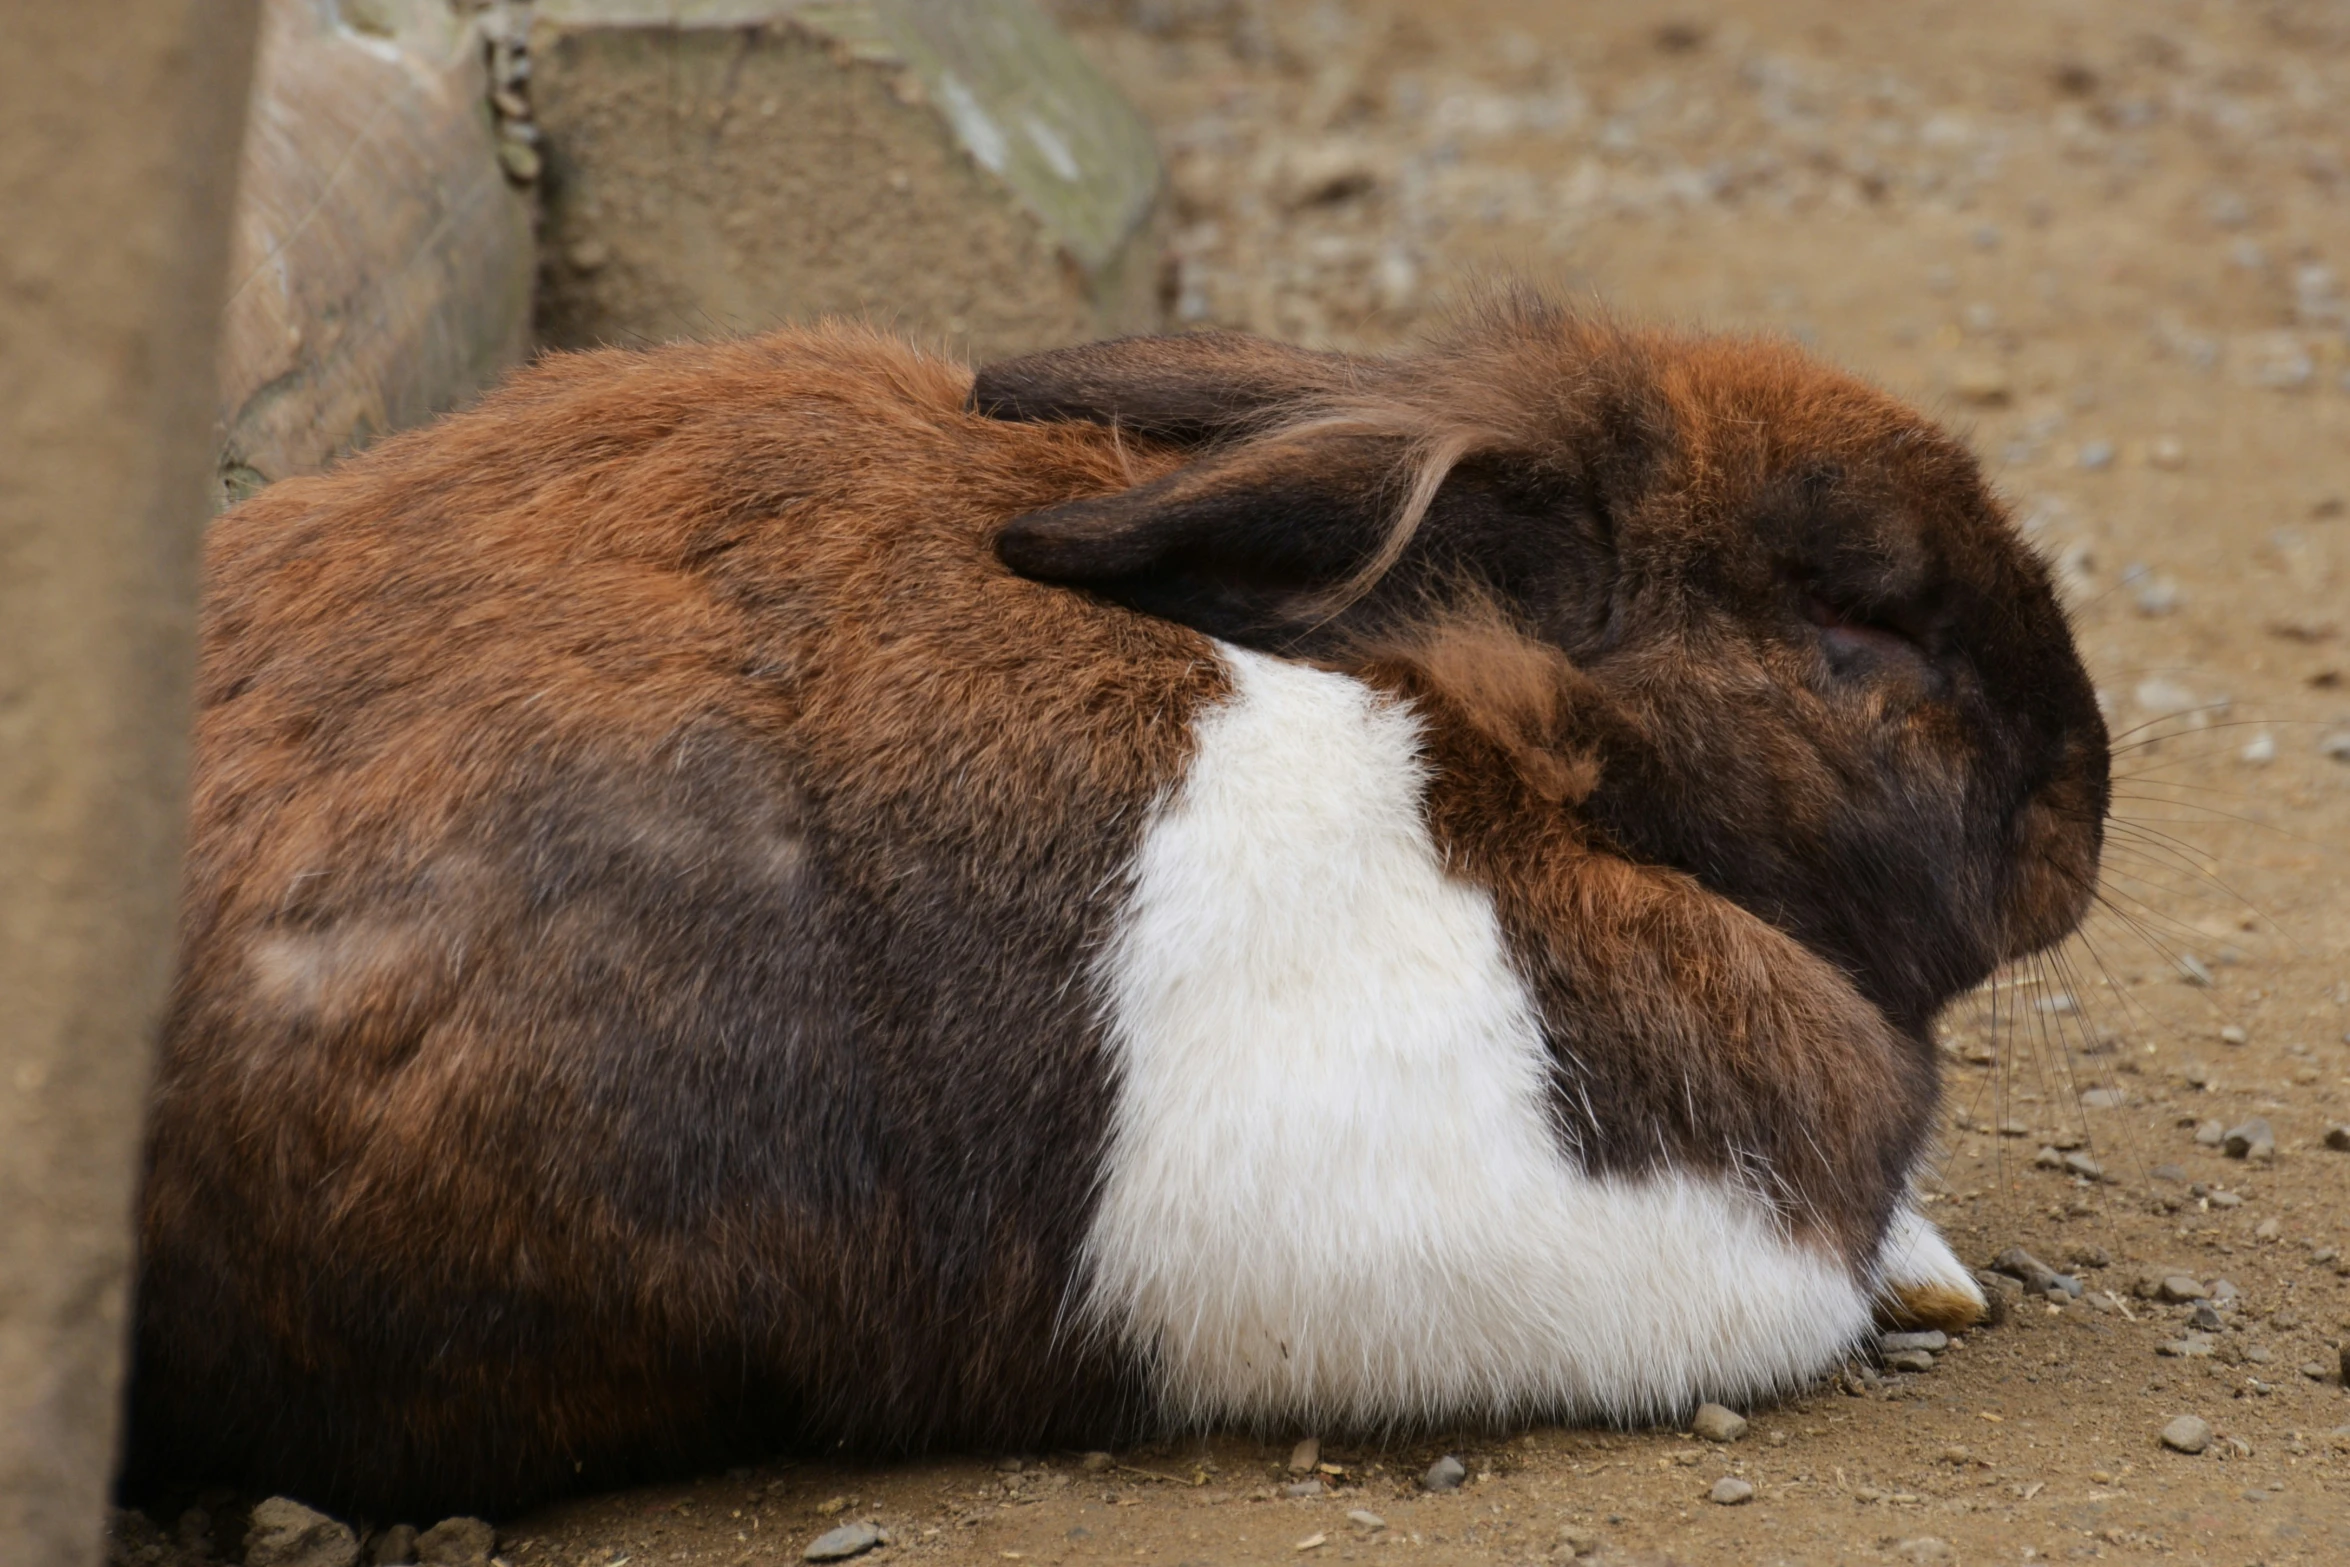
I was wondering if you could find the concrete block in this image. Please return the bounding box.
[530,0,1166,359]
[215,0,537,501]
[1,2,258,1562]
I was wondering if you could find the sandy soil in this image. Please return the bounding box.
[141,3,2350,1565]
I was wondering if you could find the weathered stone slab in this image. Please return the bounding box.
[530,0,1166,360]
[2,3,257,1563]
[215,0,536,501]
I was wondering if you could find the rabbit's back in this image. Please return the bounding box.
[134,328,1221,1512]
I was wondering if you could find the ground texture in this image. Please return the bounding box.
[129,2,2350,1564]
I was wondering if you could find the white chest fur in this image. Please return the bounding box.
[1081,647,1894,1427]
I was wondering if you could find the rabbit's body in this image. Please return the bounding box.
[130,313,2100,1518]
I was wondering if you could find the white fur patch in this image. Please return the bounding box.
[1082,647,1876,1429]
[1872,1202,1985,1310]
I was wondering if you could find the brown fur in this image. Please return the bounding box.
[133,326,1217,1514]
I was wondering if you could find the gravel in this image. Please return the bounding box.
[2157,1274,2209,1302]
[1884,1348,1938,1372]
[2160,1415,2214,1455]
[244,1499,357,1567]
[1991,1247,2082,1298]
[1421,1455,1466,1492]
[1708,1476,1756,1505]
[803,1522,883,1562]
[1288,1437,1320,1472]
[1881,1331,1950,1354]
[1691,1403,1749,1442]
[1346,1510,1387,1531]
[2323,1124,2350,1152]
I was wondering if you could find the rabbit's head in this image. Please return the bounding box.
[974,297,2108,1035]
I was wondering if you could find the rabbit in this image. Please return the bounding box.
[125,295,2108,1520]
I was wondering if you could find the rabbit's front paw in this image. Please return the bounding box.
[1870,1205,1987,1332]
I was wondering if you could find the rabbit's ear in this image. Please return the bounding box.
[997,428,1418,647]
[968,332,1365,444]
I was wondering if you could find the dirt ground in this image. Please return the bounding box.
[155,2,2350,1565]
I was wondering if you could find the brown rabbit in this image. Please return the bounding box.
[126,296,2107,1520]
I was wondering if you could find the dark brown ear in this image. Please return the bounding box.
[997,429,1421,648]
[968,332,1370,444]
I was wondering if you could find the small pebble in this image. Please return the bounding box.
[2078,439,2116,469]
[413,1520,494,1567]
[2194,1120,2225,1146]
[1881,1330,1949,1354]
[1885,1348,1937,1373]
[2223,1118,2275,1160]
[2323,1125,2350,1152]
[244,1499,358,1567]
[1284,1479,1325,1498]
[496,139,542,182]
[2256,1218,2281,1240]
[803,1522,883,1563]
[2220,1025,2249,1045]
[2064,1151,2104,1180]
[2080,1088,2125,1109]
[1346,1509,1387,1532]
[1691,1403,1749,1443]
[2242,731,2278,765]
[1557,1523,1600,1556]
[2300,1361,2332,1380]
[2189,1302,2224,1331]
[1893,1540,1956,1567]
[1708,1476,1755,1505]
[1288,1437,1321,1474]
[1953,360,2010,405]
[1421,1455,1466,1492]
[1293,1532,1327,1552]
[1080,1452,1114,1473]
[2158,1274,2208,1302]
[2133,576,2182,616]
[2160,1415,2213,1455]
